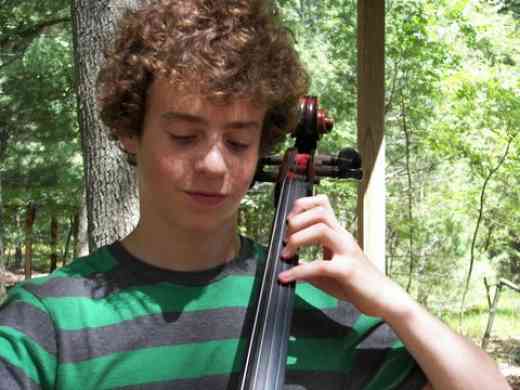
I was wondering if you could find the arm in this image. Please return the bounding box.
[278,194,510,390]
[0,285,57,389]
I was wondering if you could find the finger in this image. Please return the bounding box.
[281,222,344,259]
[278,260,332,283]
[287,194,332,220]
[286,205,338,238]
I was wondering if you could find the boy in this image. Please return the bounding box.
[0,0,510,388]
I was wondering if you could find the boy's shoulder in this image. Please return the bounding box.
[9,245,118,302]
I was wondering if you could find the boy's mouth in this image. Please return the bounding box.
[185,191,228,206]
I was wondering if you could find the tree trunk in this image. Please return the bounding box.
[62,213,75,265]
[401,95,416,293]
[75,190,89,257]
[0,173,4,297]
[49,215,59,273]
[71,0,140,251]
[15,247,22,269]
[0,173,4,274]
[459,135,516,320]
[24,203,37,280]
[0,126,8,280]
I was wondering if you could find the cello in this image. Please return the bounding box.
[240,96,362,389]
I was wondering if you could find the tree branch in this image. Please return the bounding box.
[459,133,517,320]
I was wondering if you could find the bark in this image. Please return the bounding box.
[14,211,22,269]
[49,215,59,273]
[0,173,4,273]
[15,247,22,269]
[0,126,8,275]
[75,189,89,257]
[24,203,37,280]
[0,173,4,296]
[71,0,140,251]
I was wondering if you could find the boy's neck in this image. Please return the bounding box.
[120,219,241,272]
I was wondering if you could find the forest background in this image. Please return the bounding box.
[0,0,519,382]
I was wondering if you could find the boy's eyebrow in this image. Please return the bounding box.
[161,111,262,130]
[161,111,208,125]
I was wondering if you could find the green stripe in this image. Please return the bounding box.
[0,326,57,388]
[287,337,355,373]
[58,338,248,389]
[295,283,338,310]
[363,340,417,390]
[47,275,257,330]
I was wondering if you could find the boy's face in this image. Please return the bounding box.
[121,79,265,233]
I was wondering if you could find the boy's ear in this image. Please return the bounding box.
[119,134,139,154]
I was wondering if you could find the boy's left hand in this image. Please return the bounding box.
[278,194,412,321]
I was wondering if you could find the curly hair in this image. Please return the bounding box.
[96,0,310,161]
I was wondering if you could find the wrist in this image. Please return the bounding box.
[381,286,422,328]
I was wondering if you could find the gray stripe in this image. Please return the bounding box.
[0,358,42,390]
[357,322,396,350]
[58,307,254,363]
[113,371,350,389]
[113,373,239,390]
[0,301,57,355]
[24,237,260,299]
[57,304,355,363]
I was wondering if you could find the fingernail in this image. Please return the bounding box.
[279,271,290,282]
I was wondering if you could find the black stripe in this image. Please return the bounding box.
[344,348,389,389]
[0,357,42,390]
[0,301,57,355]
[24,237,260,299]
[396,365,428,390]
[291,308,352,338]
[291,300,363,338]
[285,370,348,389]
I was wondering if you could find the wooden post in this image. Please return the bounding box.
[481,278,520,349]
[482,283,502,350]
[357,0,386,271]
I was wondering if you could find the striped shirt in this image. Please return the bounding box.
[0,236,426,389]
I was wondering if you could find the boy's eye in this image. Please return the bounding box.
[170,135,196,144]
[227,140,250,151]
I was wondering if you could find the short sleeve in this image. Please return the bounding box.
[0,284,58,389]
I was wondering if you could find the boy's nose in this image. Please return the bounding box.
[195,144,227,175]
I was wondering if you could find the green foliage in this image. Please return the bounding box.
[1,1,80,268]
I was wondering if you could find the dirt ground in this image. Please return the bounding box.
[1,270,520,387]
[486,336,520,389]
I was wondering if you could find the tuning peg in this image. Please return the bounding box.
[338,148,361,170]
